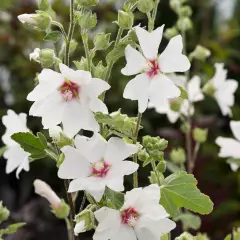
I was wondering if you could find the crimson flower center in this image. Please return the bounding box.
[121,207,140,227]
[91,160,111,178]
[59,80,80,101]
[147,59,160,78]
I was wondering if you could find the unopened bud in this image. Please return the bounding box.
[137,0,154,13]
[170,98,183,112]
[53,199,70,219]
[76,0,99,7]
[94,33,111,50]
[189,45,211,61]
[164,27,179,40]
[18,11,52,31]
[177,17,192,32]
[117,10,134,29]
[180,122,190,134]
[142,135,152,147]
[74,220,86,236]
[74,57,88,71]
[175,232,194,240]
[75,208,95,234]
[233,228,240,240]
[92,61,106,79]
[157,139,168,151]
[39,48,56,68]
[170,148,186,164]
[193,128,208,143]
[78,11,97,29]
[195,233,210,240]
[138,149,150,161]
[179,6,192,17]
[202,81,215,96]
[170,0,181,12]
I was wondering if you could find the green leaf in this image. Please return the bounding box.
[44,31,62,43]
[166,161,184,173]
[11,132,48,159]
[105,188,124,210]
[160,171,214,216]
[178,86,188,100]
[174,212,201,230]
[0,147,6,157]
[224,234,232,240]
[0,222,25,236]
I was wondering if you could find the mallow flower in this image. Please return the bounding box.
[206,63,238,116]
[122,25,190,113]
[58,133,138,202]
[152,74,204,123]
[93,184,176,240]
[216,121,240,172]
[27,63,110,138]
[2,110,30,178]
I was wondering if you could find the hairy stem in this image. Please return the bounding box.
[148,0,160,32]
[52,21,68,40]
[82,31,92,73]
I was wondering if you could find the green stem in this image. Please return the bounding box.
[79,192,86,213]
[192,142,200,166]
[151,159,161,186]
[149,0,160,32]
[65,218,73,240]
[132,112,142,188]
[52,21,68,40]
[64,0,75,66]
[82,31,91,73]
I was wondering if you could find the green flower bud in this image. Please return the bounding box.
[18,11,52,31]
[193,128,208,143]
[233,228,240,240]
[195,233,210,240]
[75,208,95,231]
[170,98,183,112]
[78,11,97,29]
[175,232,194,240]
[92,61,107,79]
[147,142,154,151]
[137,0,154,13]
[94,33,111,50]
[156,161,167,173]
[142,135,152,147]
[179,6,192,17]
[180,122,191,134]
[150,150,164,160]
[170,0,181,12]
[76,0,99,7]
[177,17,192,32]
[170,148,186,164]
[151,136,160,145]
[69,40,78,56]
[189,45,211,61]
[138,149,150,161]
[39,48,56,68]
[52,199,70,219]
[157,139,168,151]
[202,81,215,96]
[73,57,89,71]
[149,171,164,184]
[164,27,179,40]
[117,10,134,29]
[0,202,10,223]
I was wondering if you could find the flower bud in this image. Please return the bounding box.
[157,139,168,151]
[193,128,208,143]
[170,98,183,112]
[18,11,52,31]
[142,135,152,147]
[156,161,166,173]
[189,45,211,61]
[180,122,190,134]
[78,11,97,29]
[170,0,181,12]
[138,149,150,161]
[94,33,111,50]
[76,0,99,7]
[179,6,192,17]
[117,10,134,29]
[92,61,106,79]
[177,17,192,32]
[149,171,164,184]
[137,0,154,13]
[164,27,179,40]
[170,148,186,164]
[195,233,210,240]
[53,199,70,219]
[175,232,194,240]
[0,202,9,223]
[202,81,215,96]
[39,48,56,68]
[150,150,163,160]
[233,228,240,240]
[75,209,95,234]
[74,57,89,71]
[34,179,62,209]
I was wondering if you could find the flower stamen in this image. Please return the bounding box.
[59,80,80,101]
[91,160,111,178]
[121,207,140,227]
[147,59,160,78]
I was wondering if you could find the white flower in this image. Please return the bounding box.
[49,126,62,142]
[122,25,190,113]
[211,63,238,116]
[27,63,110,138]
[2,110,30,178]
[152,74,204,123]
[34,179,62,209]
[93,184,176,240]
[58,133,139,202]
[216,121,240,171]
[29,48,40,62]
[18,14,38,25]
[74,221,86,236]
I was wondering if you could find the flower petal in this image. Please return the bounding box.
[58,146,91,179]
[159,35,190,73]
[188,76,204,102]
[230,121,240,142]
[104,137,138,163]
[121,45,146,76]
[216,137,240,158]
[89,98,108,114]
[212,63,227,89]
[148,74,180,109]
[106,178,124,192]
[135,25,164,60]
[112,225,137,240]
[123,73,150,113]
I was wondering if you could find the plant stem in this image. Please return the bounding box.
[79,192,86,213]
[52,21,68,40]
[192,142,200,165]
[65,218,73,240]
[149,0,160,32]
[132,112,142,188]
[151,159,161,186]
[82,31,92,73]
[65,0,75,67]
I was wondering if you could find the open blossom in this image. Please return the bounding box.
[2,110,30,178]
[27,63,110,138]
[93,184,176,240]
[58,133,138,202]
[211,63,238,116]
[216,121,240,172]
[34,179,62,209]
[152,74,204,123]
[122,25,190,113]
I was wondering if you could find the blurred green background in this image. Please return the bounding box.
[0,0,240,239]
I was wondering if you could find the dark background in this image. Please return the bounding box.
[0,0,240,239]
